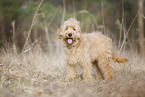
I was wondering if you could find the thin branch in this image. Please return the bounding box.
[22,0,44,52]
[61,0,66,25]
[72,0,76,18]
[143,14,145,19]
[118,9,140,53]
[118,0,124,48]
[101,0,106,35]
[20,38,40,56]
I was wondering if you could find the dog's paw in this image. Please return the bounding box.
[67,75,75,82]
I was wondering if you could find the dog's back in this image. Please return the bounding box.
[81,32,113,62]
[82,32,128,63]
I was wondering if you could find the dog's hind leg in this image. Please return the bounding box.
[93,61,104,80]
[98,56,113,80]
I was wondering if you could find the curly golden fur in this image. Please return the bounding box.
[57,18,128,81]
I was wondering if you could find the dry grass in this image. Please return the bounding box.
[0,45,145,97]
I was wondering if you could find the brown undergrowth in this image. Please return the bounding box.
[0,47,145,97]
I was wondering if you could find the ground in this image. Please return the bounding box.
[0,47,145,97]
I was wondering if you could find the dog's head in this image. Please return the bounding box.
[57,18,82,48]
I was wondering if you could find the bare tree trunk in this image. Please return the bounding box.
[32,29,39,41]
[44,26,52,53]
[72,0,76,17]
[11,21,17,53]
[138,0,144,57]
[0,20,7,47]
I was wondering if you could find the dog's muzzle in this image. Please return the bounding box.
[67,33,73,44]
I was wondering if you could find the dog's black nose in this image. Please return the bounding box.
[68,33,72,37]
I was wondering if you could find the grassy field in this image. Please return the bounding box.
[0,45,145,97]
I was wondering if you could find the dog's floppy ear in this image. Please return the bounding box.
[76,21,81,34]
[78,26,82,34]
[78,29,82,34]
[57,27,63,39]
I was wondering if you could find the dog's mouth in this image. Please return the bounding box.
[67,38,73,44]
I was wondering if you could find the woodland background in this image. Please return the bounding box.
[0,0,145,97]
[0,0,144,57]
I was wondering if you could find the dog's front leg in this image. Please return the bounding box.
[81,64,92,82]
[67,64,76,81]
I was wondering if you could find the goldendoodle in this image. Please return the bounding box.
[57,18,128,81]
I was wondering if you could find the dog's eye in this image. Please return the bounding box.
[66,28,68,30]
[73,28,76,31]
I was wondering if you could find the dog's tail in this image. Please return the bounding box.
[112,51,128,63]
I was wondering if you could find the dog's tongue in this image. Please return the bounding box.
[67,39,72,44]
